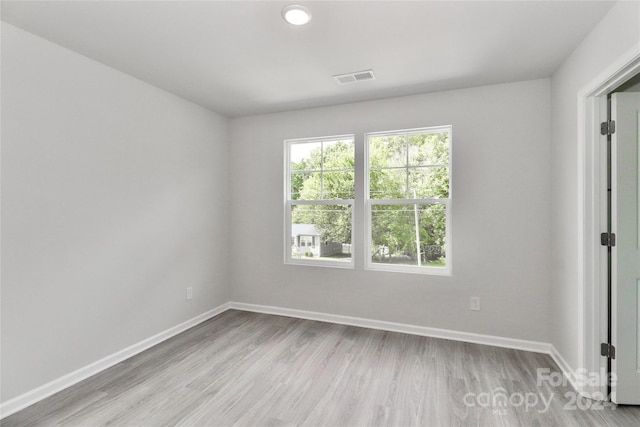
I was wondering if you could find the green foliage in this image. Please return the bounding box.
[290,132,449,266]
[369,132,449,199]
[291,140,355,200]
[291,140,354,244]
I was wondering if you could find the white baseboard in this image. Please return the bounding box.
[231,303,589,394]
[228,302,553,354]
[0,302,230,419]
[547,344,603,401]
[549,344,578,391]
[2,300,582,420]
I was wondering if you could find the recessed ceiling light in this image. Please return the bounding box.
[282,5,312,26]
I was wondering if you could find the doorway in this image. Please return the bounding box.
[606,84,640,404]
[610,83,640,404]
[580,56,640,404]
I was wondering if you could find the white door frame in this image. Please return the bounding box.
[578,42,640,398]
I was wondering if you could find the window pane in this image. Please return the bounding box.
[369,135,407,168]
[299,235,314,247]
[408,132,449,166]
[323,139,355,170]
[291,171,321,200]
[291,204,352,262]
[323,171,355,199]
[369,168,407,199]
[290,141,321,171]
[408,167,450,198]
[370,203,446,267]
[289,138,354,201]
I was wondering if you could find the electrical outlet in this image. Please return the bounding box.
[186,287,193,301]
[470,296,480,311]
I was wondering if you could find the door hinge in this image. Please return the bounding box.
[601,343,616,359]
[600,120,616,136]
[600,232,616,247]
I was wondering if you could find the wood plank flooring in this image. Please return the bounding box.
[3,310,640,426]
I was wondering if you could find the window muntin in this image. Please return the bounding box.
[290,139,355,200]
[369,131,450,199]
[286,136,355,267]
[366,127,451,275]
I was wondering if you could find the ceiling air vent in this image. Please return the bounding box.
[333,69,375,85]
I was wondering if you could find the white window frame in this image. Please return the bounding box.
[284,135,355,268]
[364,126,452,276]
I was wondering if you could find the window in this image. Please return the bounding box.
[366,127,451,274]
[285,136,355,267]
[285,127,451,274]
[300,235,314,247]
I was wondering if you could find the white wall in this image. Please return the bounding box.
[550,0,640,370]
[229,79,552,343]
[0,24,230,401]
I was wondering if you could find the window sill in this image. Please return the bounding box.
[365,263,452,276]
[285,258,355,269]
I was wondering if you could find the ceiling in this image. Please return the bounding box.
[1,1,615,117]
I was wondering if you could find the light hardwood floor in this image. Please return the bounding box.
[3,310,640,426]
